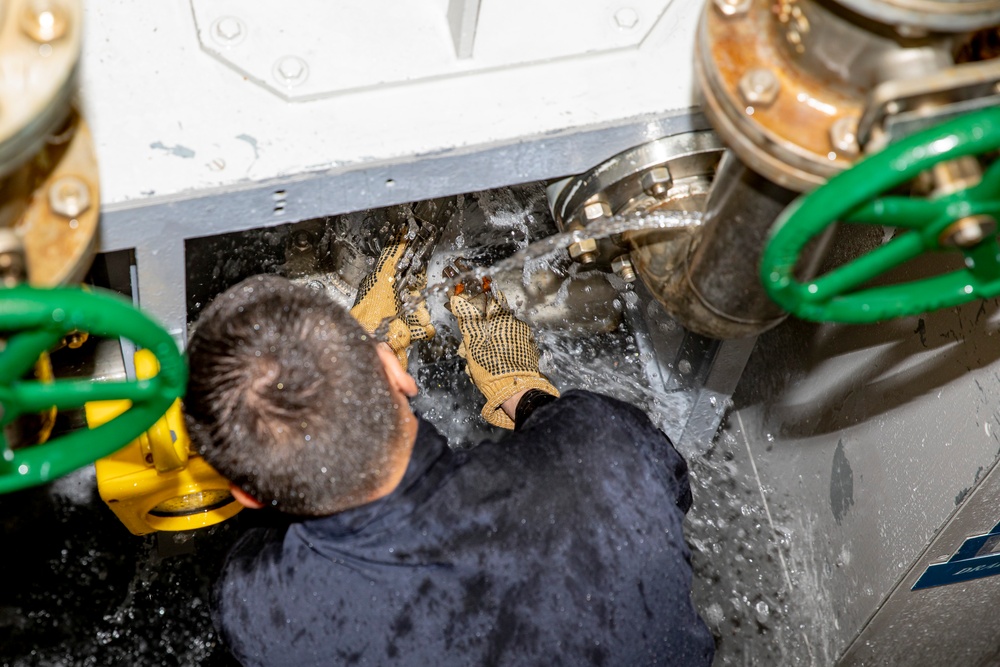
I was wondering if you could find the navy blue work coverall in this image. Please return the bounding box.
[213,390,715,666]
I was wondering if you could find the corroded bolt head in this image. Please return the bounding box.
[21,0,68,43]
[641,167,672,197]
[583,200,612,222]
[48,176,91,219]
[568,238,599,264]
[738,68,780,107]
[611,255,636,283]
[713,0,752,17]
[829,116,860,157]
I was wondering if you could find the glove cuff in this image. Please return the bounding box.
[479,373,560,430]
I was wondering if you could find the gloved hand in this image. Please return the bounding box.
[450,285,559,429]
[350,232,435,369]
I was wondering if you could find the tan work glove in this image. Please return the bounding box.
[350,233,435,369]
[450,286,559,429]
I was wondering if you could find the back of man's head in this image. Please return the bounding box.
[185,275,404,516]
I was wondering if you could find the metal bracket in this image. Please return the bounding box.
[859,58,1000,153]
[448,0,482,59]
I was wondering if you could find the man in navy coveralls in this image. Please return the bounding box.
[185,233,715,667]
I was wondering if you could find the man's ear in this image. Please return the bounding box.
[230,483,265,510]
[376,343,418,398]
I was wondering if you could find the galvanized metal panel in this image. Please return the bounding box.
[730,286,1000,663]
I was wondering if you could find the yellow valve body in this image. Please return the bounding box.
[85,350,241,535]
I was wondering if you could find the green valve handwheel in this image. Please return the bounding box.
[761,107,1000,324]
[0,286,186,494]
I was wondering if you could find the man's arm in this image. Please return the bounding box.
[503,388,559,430]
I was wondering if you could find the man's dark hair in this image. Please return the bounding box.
[185,275,404,516]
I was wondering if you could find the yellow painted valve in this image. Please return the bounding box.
[85,349,242,536]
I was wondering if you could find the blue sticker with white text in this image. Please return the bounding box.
[913,520,1000,590]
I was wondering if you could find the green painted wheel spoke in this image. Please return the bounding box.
[761,106,1000,323]
[7,378,161,414]
[0,330,64,385]
[972,155,1000,198]
[805,233,925,302]
[0,286,187,494]
[964,240,1000,282]
[846,196,949,229]
[821,272,987,322]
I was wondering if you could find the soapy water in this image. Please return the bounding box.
[0,184,804,666]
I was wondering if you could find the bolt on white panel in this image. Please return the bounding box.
[79,0,700,207]
[191,0,676,100]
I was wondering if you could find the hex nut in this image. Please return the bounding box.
[217,19,240,39]
[0,227,23,255]
[829,116,860,156]
[212,16,245,44]
[583,200,612,222]
[940,215,997,249]
[0,228,25,286]
[21,0,69,43]
[641,167,672,197]
[713,0,752,17]
[614,8,639,28]
[279,58,304,79]
[274,56,309,86]
[611,255,636,283]
[568,238,599,264]
[48,176,91,219]
[738,68,780,107]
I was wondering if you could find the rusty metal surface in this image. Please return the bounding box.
[696,0,867,191]
[0,0,82,180]
[15,113,100,286]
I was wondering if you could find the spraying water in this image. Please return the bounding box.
[0,184,809,667]
[415,207,705,312]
